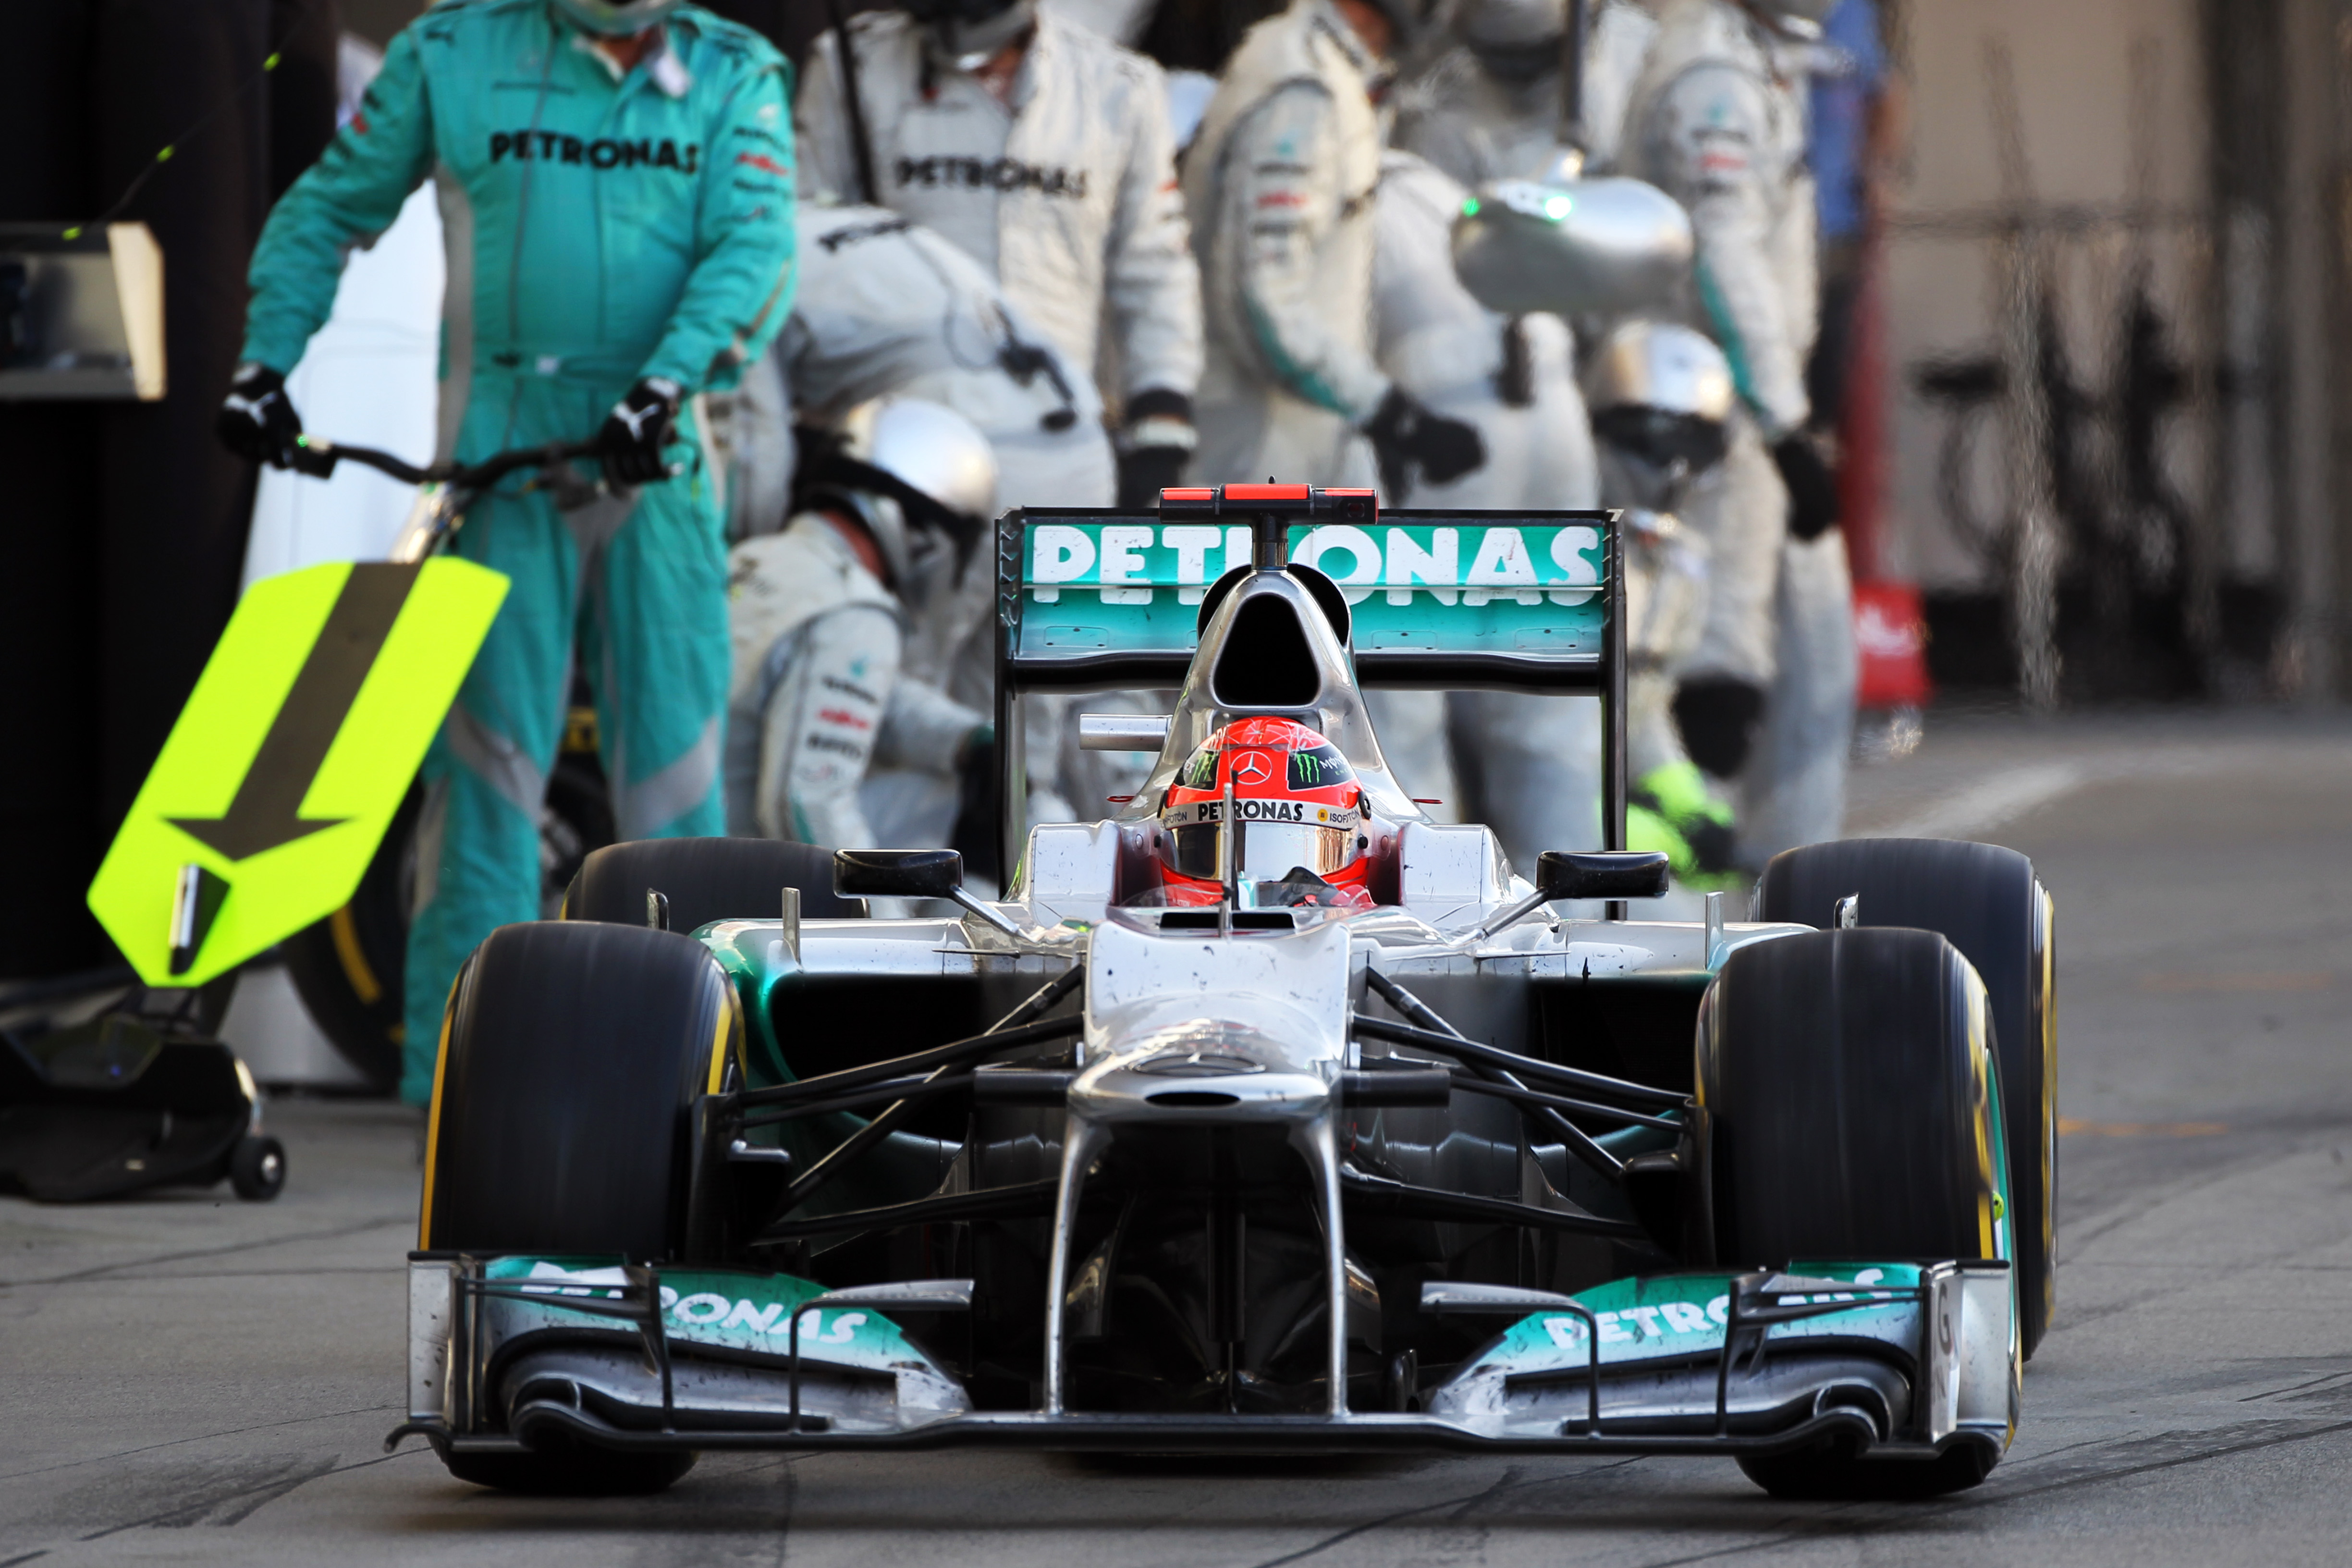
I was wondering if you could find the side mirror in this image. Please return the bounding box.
[1537,850,1671,902]
[833,847,1023,936]
[834,847,964,900]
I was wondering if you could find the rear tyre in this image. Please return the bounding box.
[1701,929,2006,1500]
[281,788,420,1093]
[286,761,616,1094]
[1757,837,2056,1358]
[562,837,865,932]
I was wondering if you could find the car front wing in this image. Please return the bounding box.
[388,1254,2015,1467]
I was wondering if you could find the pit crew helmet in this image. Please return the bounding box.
[797,396,997,600]
[1584,320,1734,492]
[1454,0,1565,80]
[1155,717,1372,902]
[906,0,1039,68]
[1741,0,1836,33]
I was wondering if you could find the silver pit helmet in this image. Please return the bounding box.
[553,0,680,36]
[801,397,999,603]
[1742,0,1837,35]
[1584,320,1735,506]
[1453,0,1565,80]
[907,0,1039,70]
[1369,0,1443,58]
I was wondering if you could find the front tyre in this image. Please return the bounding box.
[1758,838,2057,1359]
[1701,928,2010,1499]
[419,921,739,1497]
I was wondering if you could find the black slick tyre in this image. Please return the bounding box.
[419,921,738,1497]
[1700,928,2005,1500]
[422,920,738,1261]
[1757,837,2057,1358]
[562,837,865,932]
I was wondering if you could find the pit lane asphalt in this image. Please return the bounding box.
[6,707,2351,1567]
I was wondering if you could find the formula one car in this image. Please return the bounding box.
[390,486,2055,1501]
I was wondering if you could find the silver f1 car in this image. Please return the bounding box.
[391,485,2056,1501]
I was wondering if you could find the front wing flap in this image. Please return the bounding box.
[395,1254,2013,1461]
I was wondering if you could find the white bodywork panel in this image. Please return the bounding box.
[1080,915,1354,1069]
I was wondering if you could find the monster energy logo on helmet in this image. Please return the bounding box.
[1288,745,1352,790]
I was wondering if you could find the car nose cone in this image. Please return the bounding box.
[1130,1051,1267,1078]
[1071,1023,1330,1123]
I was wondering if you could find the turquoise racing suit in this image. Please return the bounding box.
[236,0,796,1101]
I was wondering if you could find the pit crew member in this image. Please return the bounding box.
[725,398,998,860]
[1617,0,1854,862]
[1368,147,1603,866]
[1183,0,1487,500]
[793,0,1202,507]
[1391,0,1659,183]
[220,0,795,1103]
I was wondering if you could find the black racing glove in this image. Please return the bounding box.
[597,375,683,488]
[1672,675,1767,781]
[217,362,304,468]
[1362,386,1485,500]
[1116,445,1191,509]
[1771,430,1841,541]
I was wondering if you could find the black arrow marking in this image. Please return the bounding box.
[169,563,423,861]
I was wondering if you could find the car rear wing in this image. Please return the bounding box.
[990,487,1627,877]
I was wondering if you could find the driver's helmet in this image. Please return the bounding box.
[1154,717,1372,904]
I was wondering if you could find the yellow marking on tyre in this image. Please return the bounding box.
[1968,974,1998,1261]
[329,904,381,1004]
[708,988,737,1096]
[417,976,461,1249]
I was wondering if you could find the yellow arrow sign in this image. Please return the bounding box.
[88,558,509,987]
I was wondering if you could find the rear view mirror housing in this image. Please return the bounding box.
[834,848,964,901]
[1537,850,1671,902]
[833,847,1024,937]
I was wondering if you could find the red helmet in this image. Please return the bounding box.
[1154,717,1373,907]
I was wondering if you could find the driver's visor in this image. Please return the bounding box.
[1166,821,1357,882]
